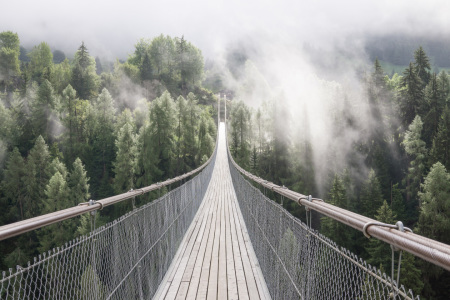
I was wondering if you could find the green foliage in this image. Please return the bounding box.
[149,91,176,177]
[366,200,396,271]
[28,42,53,83]
[360,169,384,218]
[30,79,58,141]
[68,158,90,206]
[321,174,350,248]
[417,162,450,244]
[71,42,99,99]
[0,31,20,89]
[430,106,450,170]
[414,46,431,88]
[423,73,446,146]
[400,63,424,127]
[113,122,136,194]
[2,148,26,221]
[230,101,251,168]
[23,136,51,219]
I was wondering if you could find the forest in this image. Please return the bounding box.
[1,28,450,299]
[228,47,450,298]
[0,32,217,276]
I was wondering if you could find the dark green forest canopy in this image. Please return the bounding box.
[0,32,217,275]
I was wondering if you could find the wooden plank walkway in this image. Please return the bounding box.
[154,123,271,300]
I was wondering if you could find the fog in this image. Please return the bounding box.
[2,0,449,59]
[2,0,449,193]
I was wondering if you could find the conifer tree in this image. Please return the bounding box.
[0,31,20,91]
[416,162,450,294]
[400,63,424,128]
[22,136,51,218]
[360,169,385,218]
[71,42,99,99]
[402,115,427,213]
[423,73,445,146]
[417,162,450,244]
[321,174,350,248]
[2,148,26,220]
[27,42,53,83]
[140,52,152,82]
[31,79,58,141]
[68,158,90,206]
[113,122,137,194]
[90,88,116,197]
[366,200,396,271]
[185,93,199,169]
[38,171,72,252]
[430,106,450,170]
[149,91,176,177]
[414,46,431,88]
[198,113,214,164]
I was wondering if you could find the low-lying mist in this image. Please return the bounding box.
[220,34,387,195]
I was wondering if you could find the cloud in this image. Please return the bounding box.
[2,0,450,60]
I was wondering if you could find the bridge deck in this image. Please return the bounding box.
[154,123,270,300]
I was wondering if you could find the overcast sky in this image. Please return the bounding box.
[1,0,450,60]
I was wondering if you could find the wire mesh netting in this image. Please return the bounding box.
[0,149,216,300]
[228,155,419,300]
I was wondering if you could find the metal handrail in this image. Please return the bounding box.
[0,136,219,242]
[226,135,450,272]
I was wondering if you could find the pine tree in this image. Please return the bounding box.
[27,42,53,83]
[38,171,72,252]
[400,63,424,128]
[71,42,99,100]
[68,158,90,206]
[60,84,78,163]
[366,200,396,271]
[437,70,450,103]
[49,157,67,178]
[2,148,26,220]
[140,52,152,82]
[149,91,176,178]
[423,73,445,146]
[430,106,450,170]
[198,113,214,164]
[417,162,450,244]
[175,95,188,174]
[89,88,116,197]
[113,123,137,194]
[402,115,427,213]
[185,93,199,169]
[0,31,21,91]
[23,136,51,218]
[359,169,384,219]
[416,162,450,295]
[321,174,350,248]
[31,79,58,141]
[414,46,431,88]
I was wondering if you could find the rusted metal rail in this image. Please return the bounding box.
[0,146,217,242]
[227,140,450,272]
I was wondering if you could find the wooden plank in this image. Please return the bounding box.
[217,175,228,300]
[152,190,210,300]
[224,178,239,300]
[185,188,219,299]
[227,179,250,300]
[164,199,212,300]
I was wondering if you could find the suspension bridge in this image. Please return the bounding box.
[1,118,450,299]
